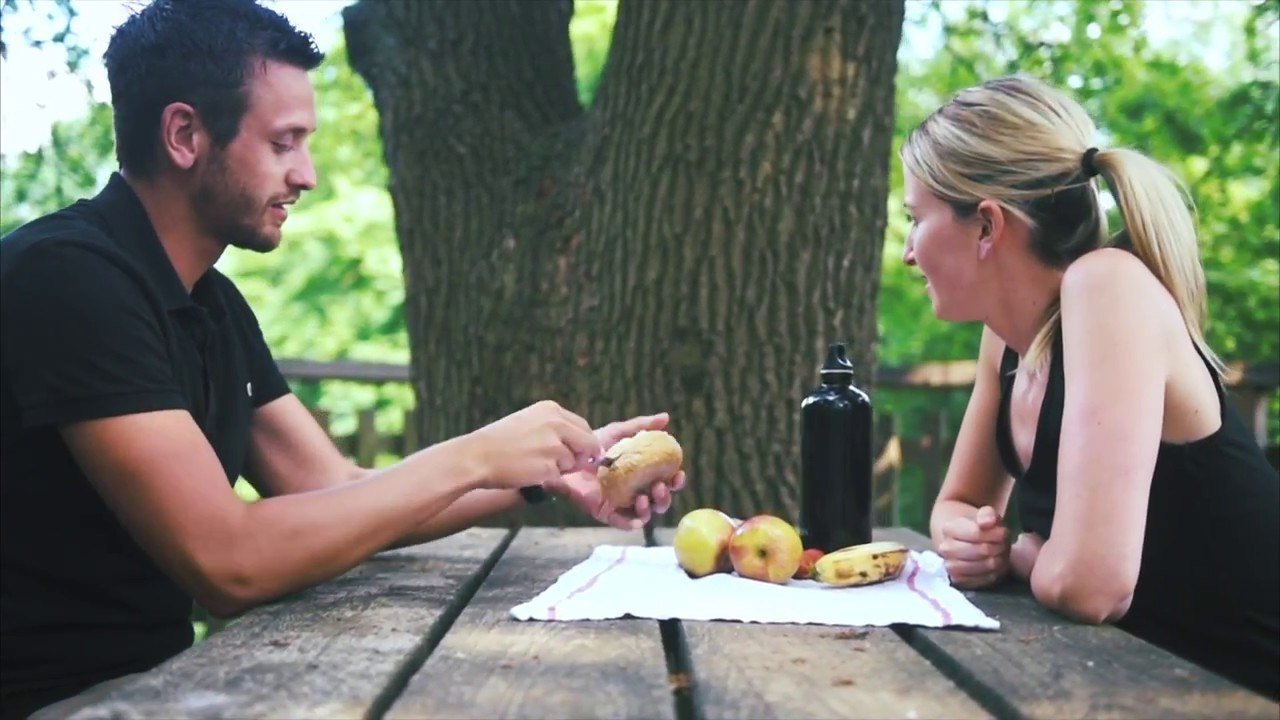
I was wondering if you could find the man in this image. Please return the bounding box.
[0,1,684,717]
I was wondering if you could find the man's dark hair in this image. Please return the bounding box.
[104,0,324,178]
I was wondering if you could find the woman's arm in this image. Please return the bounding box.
[931,326,1016,537]
[1031,249,1168,623]
[930,326,1016,588]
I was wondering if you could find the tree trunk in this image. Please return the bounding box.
[345,0,904,525]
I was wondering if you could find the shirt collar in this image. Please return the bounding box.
[89,172,197,313]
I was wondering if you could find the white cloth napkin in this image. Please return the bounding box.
[511,545,999,630]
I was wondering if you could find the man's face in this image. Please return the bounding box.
[194,59,317,253]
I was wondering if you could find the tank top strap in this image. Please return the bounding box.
[996,343,1023,479]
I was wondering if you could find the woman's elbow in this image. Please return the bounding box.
[1031,563,1135,624]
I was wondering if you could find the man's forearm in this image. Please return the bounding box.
[390,488,526,549]
[208,436,484,615]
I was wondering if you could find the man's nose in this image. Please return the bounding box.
[288,149,317,191]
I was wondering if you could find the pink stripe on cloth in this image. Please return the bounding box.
[546,547,630,620]
[905,562,953,626]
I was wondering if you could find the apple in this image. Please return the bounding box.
[728,514,803,584]
[672,508,737,578]
[794,548,826,579]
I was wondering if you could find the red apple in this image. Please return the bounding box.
[728,514,803,584]
[794,548,826,579]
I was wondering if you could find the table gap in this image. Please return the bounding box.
[366,526,519,719]
[892,618,1027,720]
[648,523,703,720]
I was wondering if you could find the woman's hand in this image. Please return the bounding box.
[936,505,1011,589]
[1009,531,1044,581]
[545,413,687,530]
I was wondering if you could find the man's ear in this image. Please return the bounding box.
[158,102,204,171]
[975,199,1005,261]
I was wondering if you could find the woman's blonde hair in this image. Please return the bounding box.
[901,76,1219,374]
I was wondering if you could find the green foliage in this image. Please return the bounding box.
[1,0,85,70]
[568,0,617,107]
[0,101,114,234]
[881,0,1280,367]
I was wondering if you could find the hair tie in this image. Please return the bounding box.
[1082,147,1101,178]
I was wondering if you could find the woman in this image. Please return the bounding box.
[904,76,1278,698]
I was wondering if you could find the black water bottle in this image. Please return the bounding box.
[799,343,873,552]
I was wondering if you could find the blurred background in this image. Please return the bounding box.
[2,0,1277,533]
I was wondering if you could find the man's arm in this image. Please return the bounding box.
[63,409,486,618]
[65,398,598,617]
[244,398,684,544]
[244,394,528,545]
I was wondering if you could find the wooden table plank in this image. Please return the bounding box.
[69,528,512,720]
[651,527,990,720]
[387,527,674,720]
[882,528,1280,720]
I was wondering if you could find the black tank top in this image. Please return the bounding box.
[997,334,1279,698]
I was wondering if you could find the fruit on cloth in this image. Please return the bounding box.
[673,508,736,578]
[794,548,826,579]
[812,541,909,588]
[728,515,803,584]
[597,430,683,509]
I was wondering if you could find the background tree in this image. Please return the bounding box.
[343,0,905,520]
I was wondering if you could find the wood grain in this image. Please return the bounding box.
[387,527,673,720]
[68,528,510,720]
[886,528,1280,719]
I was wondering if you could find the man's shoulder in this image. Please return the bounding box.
[1,204,119,278]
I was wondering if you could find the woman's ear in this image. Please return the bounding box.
[975,199,1005,261]
[158,102,205,172]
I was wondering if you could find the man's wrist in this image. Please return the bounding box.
[519,485,553,505]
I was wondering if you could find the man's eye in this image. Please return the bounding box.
[272,141,293,152]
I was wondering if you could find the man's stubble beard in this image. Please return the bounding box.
[194,149,278,254]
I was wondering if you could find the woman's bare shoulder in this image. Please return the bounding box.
[1060,248,1181,326]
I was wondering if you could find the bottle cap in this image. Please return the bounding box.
[821,343,854,375]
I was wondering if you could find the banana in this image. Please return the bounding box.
[812,541,910,588]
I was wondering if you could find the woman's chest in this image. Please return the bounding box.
[1008,368,1050,474]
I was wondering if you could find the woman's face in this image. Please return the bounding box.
[902,171,987,322]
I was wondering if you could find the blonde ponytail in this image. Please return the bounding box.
[1093,149,1222,373]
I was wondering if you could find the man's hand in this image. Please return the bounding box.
[546,412,687,530]
[465,401,602,492]
[936,505,1011,589]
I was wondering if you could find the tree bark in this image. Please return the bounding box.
[345,0,904,524]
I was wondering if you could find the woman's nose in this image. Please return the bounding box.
[902,239,917,266]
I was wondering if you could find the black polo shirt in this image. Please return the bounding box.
[0,173,291,714]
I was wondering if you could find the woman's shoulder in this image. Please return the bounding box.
[1060,248,1179,320]
[1062,247,1155,288]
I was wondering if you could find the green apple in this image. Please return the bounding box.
[673,508,737,578]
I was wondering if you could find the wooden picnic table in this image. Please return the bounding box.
[68,527,1277,720]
